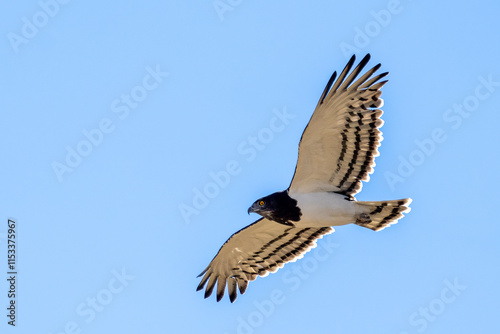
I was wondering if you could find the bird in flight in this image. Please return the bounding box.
[197,54,412,303]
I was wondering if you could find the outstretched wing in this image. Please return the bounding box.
[197,218,333,303]
[289,54,387,196]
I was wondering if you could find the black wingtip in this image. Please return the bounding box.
[357,54,371,70]
[238,282,247,295]
[229,291,237,303]
[317,70,337,106]
[347,54,357,67]
[204,278,216,299]
[204,288,213,299]
[197,267,208,278]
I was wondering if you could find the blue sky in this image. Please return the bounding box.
[1,1,500,333]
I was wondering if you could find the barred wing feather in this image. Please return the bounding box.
[197,218,333,302]
[289,54,387,197]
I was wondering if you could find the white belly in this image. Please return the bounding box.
[290,192,358,228]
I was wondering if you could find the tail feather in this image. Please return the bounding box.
[355,198,412,231]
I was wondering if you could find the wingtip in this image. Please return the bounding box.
[197,267,208,278]
[196,278,207,291]
[347,54,357,66]
[358,54,371,69]
[317,70,338,106]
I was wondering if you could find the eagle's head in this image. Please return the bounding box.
[248,191,301,225]
[247,195,274,218]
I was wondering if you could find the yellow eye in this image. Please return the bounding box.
[259,201,265,206]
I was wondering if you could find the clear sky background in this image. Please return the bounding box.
[1,1,499,333]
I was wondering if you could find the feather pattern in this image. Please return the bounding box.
[289,54,387,196]
[197,218,333,302]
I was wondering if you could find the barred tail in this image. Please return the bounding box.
[355,198,412,231]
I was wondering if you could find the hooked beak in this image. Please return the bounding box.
[248,203,258,215]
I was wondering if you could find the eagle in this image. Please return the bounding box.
[197,54,412,303]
